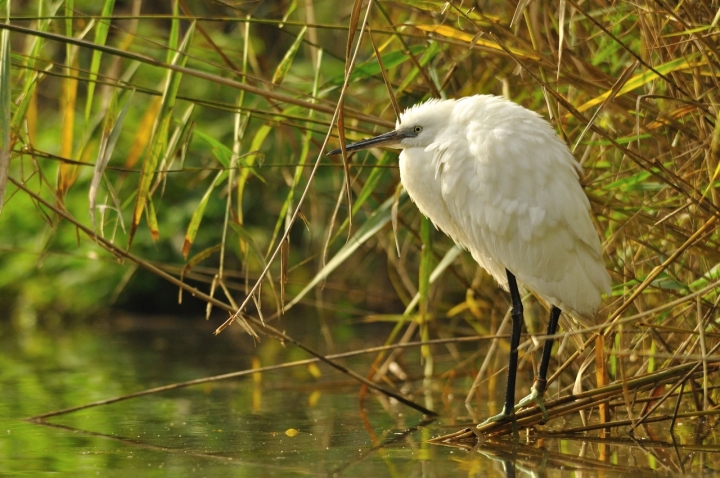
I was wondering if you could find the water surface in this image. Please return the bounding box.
[1,314,718,476]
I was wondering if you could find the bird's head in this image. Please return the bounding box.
[327,98,455,155]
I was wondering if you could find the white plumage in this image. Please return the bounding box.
[395,95,610,320]
[328,94,611,423]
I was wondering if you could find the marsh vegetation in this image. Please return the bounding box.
[1,0,720,474]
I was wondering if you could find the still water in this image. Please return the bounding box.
[1,313,718,476]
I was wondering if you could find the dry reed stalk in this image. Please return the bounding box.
[431,361,720,442]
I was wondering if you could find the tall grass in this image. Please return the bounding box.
[1,0,719,433]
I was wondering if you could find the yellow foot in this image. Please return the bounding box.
[515,388,549,422]
[478,409,513,427]
[477,409,519,437]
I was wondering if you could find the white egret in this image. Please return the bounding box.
[328,95,611,425]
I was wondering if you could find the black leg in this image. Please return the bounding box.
[534,306,561,396]
[502,269,524,416]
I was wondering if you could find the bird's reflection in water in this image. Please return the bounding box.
[431,432,710,476]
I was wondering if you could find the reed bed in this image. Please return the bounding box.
[1,0,719,438]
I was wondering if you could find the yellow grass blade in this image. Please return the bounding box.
[415,24,540,60]
[575,53,702,114]
[124,97,162,169]
[129,22,195,245]
[58,54,79,198]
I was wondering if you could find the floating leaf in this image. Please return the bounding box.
[307,363,322,379]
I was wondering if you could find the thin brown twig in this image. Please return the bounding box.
[9,176,437,417]
[0,22,394,129]
[215,0,380,336]
[432,361,720,441]
[632,341,720,430]
[27,334,495,421]
[548,407,720,435]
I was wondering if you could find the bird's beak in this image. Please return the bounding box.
[327,129,409,156]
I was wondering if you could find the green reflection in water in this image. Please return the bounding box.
[1,317,720,476]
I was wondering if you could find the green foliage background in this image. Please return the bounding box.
[1,0,719,379]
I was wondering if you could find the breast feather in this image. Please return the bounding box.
[433,97,610,318]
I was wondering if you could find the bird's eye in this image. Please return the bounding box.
[413,126,423,134]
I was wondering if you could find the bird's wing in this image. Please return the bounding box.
[431,116,610,319]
